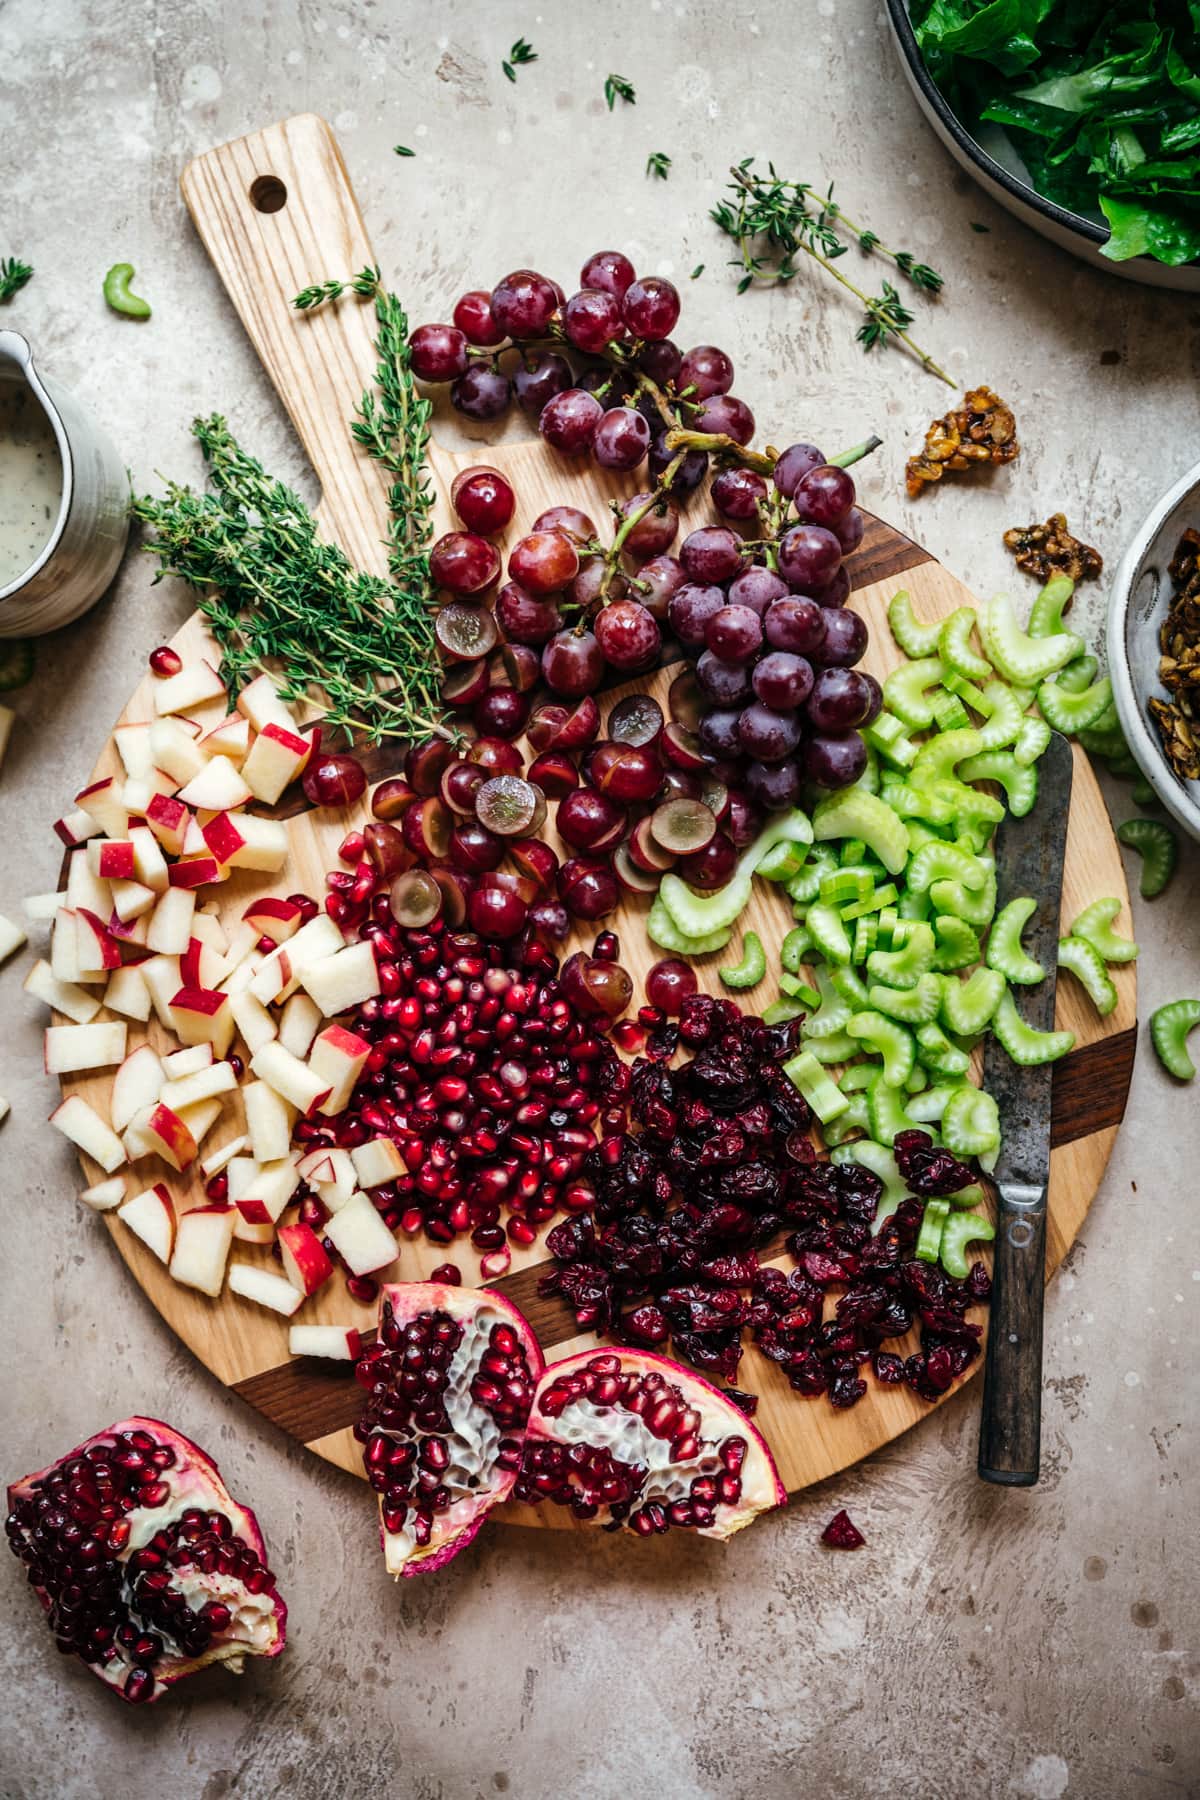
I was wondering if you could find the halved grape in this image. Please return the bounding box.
[628,815,679,874]
[651,798,717,856]
[440,759,488,816]
[660,721,710,770]
[608,693,664,747]
[401,796,452,861]
[557,786,626,852]
[679,830,737,890]
[475,775,545,836]
[527,749,578,798]
[389,869,443,929]
[435,603,499,661]
[614,842,661,894]
[667,668,706,731]
[428,866,471,928]
[440,659,491,707]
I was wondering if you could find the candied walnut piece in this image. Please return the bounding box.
[906,384,1019,499]
[1150,529,1200,782]
[1002,512,1103,584]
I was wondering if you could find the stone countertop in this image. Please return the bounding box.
[1,1,1197,1795]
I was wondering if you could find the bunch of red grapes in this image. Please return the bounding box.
[399,251,878,914]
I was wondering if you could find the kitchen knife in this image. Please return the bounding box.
[978,729,1075,1487]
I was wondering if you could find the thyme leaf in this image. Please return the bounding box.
[503,37,537,82]
[0,257,33,303]
[646,151,671,180]
[605,72,636,110]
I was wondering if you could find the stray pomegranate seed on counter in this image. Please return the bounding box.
[821,1509,866,1550]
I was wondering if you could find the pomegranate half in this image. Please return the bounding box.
[354,1281,545,1577]
[5,1417,286,1704]
[517,1350,786,1538]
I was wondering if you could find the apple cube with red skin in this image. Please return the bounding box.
[228,1263,306,1316]
[177,758,254,813]
[114,721,154,780]
[49,1094,127,1174]
[202,715,251,761]
[148,717,208,786]
[153,658,226,716]
[241,722,312,804]
[75,908,122,973]
[307,1023,370,1115]
[201,810,288,873]
[302,1146,357,1212]
[242,896,304,945]
[88,839,137,882]
[110,878,157,922]
[277,1222,334,1296]
[167,986,234,1057]
[141,1103,199,1172]
[176,1095,224,1151]
[169,1205,236,1297]
[288,1324,362,1360]
[118,1183,176,1263]
[167,855,222,891]
[236,673,299,735]
[65,849,113,918]
[322,1191,399,1277]
[128,825,170,894]
[180,934,223,990]
[110,1043,165,1134]
[249,1041,331,1116]
[74,777,129,840]
[234,1158,300,1224]
[54,808,102,848]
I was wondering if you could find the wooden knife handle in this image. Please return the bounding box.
[978,1185,1046,1485]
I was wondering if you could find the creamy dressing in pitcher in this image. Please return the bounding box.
[0,381,63,587]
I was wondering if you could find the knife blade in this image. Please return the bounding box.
[978,729,1075,1487]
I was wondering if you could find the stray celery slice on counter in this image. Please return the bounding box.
[1149,1000,1200,1081]
[1116,817,1177,899]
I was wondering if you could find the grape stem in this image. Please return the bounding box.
[663,426,774,475]
[830,435,883,469]
[577,454,686,630]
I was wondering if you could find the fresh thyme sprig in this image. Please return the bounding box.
[132,283,448,747]
[503,38,537,82]
[292,266,381,312]
[712,161,952,386]
[0,257,33,303]
[646,151,671,180]
[605,73,636,109]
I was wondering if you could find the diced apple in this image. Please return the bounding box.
[168,855,222,891]
[241,721,312,804]
[79,1175,127,1211]
[201,810,288,873]
[121,1106,157,1162]
[50,911,88,985]
[277,1221,333,1296]
[234,1157,300,1224]
[180,934,223,990]
[177,757,253,813]
[0,912,25,965]
[302,1145,357,1212]
[107,908,149,946]
[160,1058,237,1114]
[49,1094,126,1173]
[192,908,228,952]
[143,792,191,857]
[176,1095,224,1149]
[146,887,196,956]
[169,1206,235,1297]
[300,941,380,1018]
[22,958,101,1024]
[228,1262,305,1316]
[153,658,226,717]
[350,1136,408,1189]
[87,839,135,882]
[288,1324,362,1360]
[53,807,102,848]
[141,1103,199,1172]
[128,824,169,893]
[236,673,299,735]
[213,919,259,986]
[249,1040,331,1116]
[149,716,208,787]
[113,721,155,780]
[226,1156,260,1206]
[243,1080,295,1163]
[110,1043,165,1133]
[66,850,113,918]
[103,963,151,1022]
[74,777,129,840]
[242,896,305,945]
[44,1020,127,1075]
[323,1191,399,1277]
[24,889,65,922]
[281,912,344,968]
[228,988,277,1055]
[222,950,263,996]
[308,1023,370,1115]
[118,1183,176,1263]
[139,954,182,1028]
[110,878,157,923]
[202,715,251,761]
[167,986,234,1056]
[75,908,121,973]
[248,946,295,1007]
[233,1217,277,1246]
[278,992,322,1059]
[163,1044,213,1079]
[200,1133,248,1178]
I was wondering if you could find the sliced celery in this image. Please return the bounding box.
[812,785,911,875]
[941,1083,1001,1157]
[975,680,1026,751]
[867,920,936,991]
[868,972,942,1025]
[1069,897,1138,965]
[719,931,767,991]
[1149,999,1200,1081]
[807,902,852,966]
[864,711,918,768]
[842,881,898,921]
[756,838,810,882]
[931,914,982,972]
[929,861,997,928]
[1057,936,1118,1017]
[939,607,992,681]
[831,965,871,1008]
[830,1139,909,1232]
[1013,714,1052,768]
[1027,573,1075,639]
[958,749,1038,817]
[647,895,731,955]
[846,1012,916,1086]
[906,1083,960,1123]
[915,1199,951,1263]
[782,1050,848,1123]
[910,728,985,791]
[940,967,1006,1035]
[1056,653,1099,695]
[867,1075,920,1142]
[819,867,875,909]
[786,844,838,907]
[897,889,932,923]
[779,973,821,1006]
[939,1211,996,1279]
[887,589,942,658]
[806,1029,859,1064]
[762,998,806,1027]
[915,1021,971,1079]
[907,840,988,894]
[781,925,814,972]
[1116,817,1178,899]
[804,965,854,1039]
[983,592,1083,686]
[1037,672,1113,735]
[985,896,1044,985]
[992,989,1075,1066]
[883,656,947,730]
[852,915,878,964]
[931,690,971,733]
[822,1095,870,1145]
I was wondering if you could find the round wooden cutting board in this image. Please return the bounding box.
[57,115,1136,1525]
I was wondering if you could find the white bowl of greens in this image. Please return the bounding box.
[884,0,1200,293]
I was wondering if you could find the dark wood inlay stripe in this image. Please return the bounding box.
[231,1024,1137,1445]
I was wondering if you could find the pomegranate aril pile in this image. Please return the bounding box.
[5,1418,285,1703]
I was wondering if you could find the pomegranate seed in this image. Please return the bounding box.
[148,645,182,677]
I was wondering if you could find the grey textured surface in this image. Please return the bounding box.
[1,2,1198,1796]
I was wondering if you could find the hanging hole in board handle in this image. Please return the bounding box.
[249,174,288,214]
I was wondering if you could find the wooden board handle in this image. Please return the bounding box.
[180,113,388,573]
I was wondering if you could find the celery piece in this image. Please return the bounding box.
[781,925,814,972]
[914,1020,971,1077]
[647,896,732,956]
[868,920,935,991]
[991,989,1075,1066]
[1116,817,1177,899]
[806,902,852,966]
[932,689,971,733]
[786,844,838,907]
[931,914,981,972]
[838,837,868,866]
[897,888,932,923]
[757,838,809,882]
[975,680,1026,751]
[762,998,806,1027]
[983,592,1082,686]
[839,1061,880,1093]
[883,657,947,731]
[846,1012,916,1086]
[1013,714,1052,767]
[867,1074,920,1143]
[820,867,875,909]
[830,1138,909,1232]
[842,881,898,922]
[939,1211,996,1279]
[911,728,985,792]
[905,1083,961,1124]
[1027,573,1075,639]
[888,589,942,658]
[929,861,997,928]
[1057,936,1118,1017]
[779,973,821,1007]
[1056,653,1099,695]
[915,1199,951,1263]
[941,1083,1001,1157]
[805,1029,859,1065]
[939,607,992,681]
[831,965,871,1008]
[782,1050,849,1123]
[720,931,767,991]
[908,840,987,894]
[1037,673,1113,735]
[852,915,878,964]
[942,670,990,713]
[1078,722,1128,761]
[804,965,854,1039]
[821,1094,870,1145]
[812,785,911,875]
[868,973,942,1026]
[1068,897,1138,965]
[1149,999,1200,1081]
[958,749,1039,817]
[985,896,1044,985]
[940,966,1006,1036]
[659,808,813,938]
[864,711,918,768]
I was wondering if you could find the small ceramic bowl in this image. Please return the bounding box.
[1108,462,1200,845]
[883,0,1200,295]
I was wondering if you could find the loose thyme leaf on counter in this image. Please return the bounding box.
[605,73,636,110]
[393,144,415,157]
[132,288,447,748]
[503,37,537,82]
[646,151,671,180]
[0,257,33,303]
[711,161,952,384]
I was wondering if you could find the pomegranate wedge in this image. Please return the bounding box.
[517,1349,785,1539]
[6,1417,286,1704]
[354,1282,544,1577]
